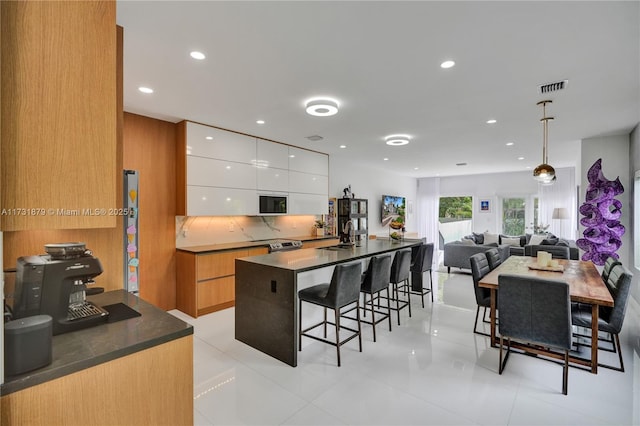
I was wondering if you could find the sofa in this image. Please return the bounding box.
[443,232,578,273]
[443,241,510,273]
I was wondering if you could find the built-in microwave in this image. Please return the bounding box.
[259,194,287,215]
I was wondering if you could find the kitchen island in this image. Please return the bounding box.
[235,239,423,366]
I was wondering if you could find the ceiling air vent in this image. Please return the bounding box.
[538,80,568,94]
[306,135,323,142]
[456,162,467,166]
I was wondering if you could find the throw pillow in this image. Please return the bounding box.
[472,232,484,245]
[483,232,499,245]
[460,238,476,245]
[528,234,546,246]
[502,237,521,247]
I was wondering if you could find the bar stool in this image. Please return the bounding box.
[357,254,393,342]
[388,249,412,325]
[298,261,363,366]
[410,243,434,307]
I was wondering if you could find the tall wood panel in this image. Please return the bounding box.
[2,23,124,295]
[123,113,177,310]
[1,1,116,230]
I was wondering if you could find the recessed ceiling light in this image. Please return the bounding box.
[440,60,455,69]
[339,145,346,149]
[385,134,411,146]
[414,167,419,170]
[383,158,389,161]
[256,120,265,124]
[518,157,525,160]
[486,119,497,124]
[138,86,153,94]
[289,154,295,158]
[305,98,339,116]
[205,136,213,140]
[190,51,206,60]
[506,142,514,146]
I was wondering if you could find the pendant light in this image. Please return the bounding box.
[533,100,556,185]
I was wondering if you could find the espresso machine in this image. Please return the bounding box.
[13,243,109,335]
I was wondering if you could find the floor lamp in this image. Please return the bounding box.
[552,207,569,238]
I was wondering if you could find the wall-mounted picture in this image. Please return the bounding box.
[479,199,491,213]
[382,195,405,228]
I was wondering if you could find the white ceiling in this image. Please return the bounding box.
[117,1,639,178]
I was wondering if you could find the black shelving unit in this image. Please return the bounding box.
[337,198,368,242]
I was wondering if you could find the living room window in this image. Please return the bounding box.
[439,196,472,243]
[501,196,540,236]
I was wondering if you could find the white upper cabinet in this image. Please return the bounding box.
[288,171,328,195]
[179,121,329,216]
[256,139,289,170]
[288,147,329,176]
[187,157,256,190]
[187,122,256,163]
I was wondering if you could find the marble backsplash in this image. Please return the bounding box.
[176,215,324,247]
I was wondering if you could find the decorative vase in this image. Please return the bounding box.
[316,228,324,237]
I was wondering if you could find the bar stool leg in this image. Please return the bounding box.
[356,300,363,352]
[370,292,377,342]
[335,308,341,367]
[406,279,412,318]
[323,307,327,338]
[429,271,434,303]
[386,287,392,331]
[298,298,303,351]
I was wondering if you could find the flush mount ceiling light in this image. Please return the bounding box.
[486,119,497,124]
[440,60,455,69]
[190,51,206,60]
[305,98,339,117]
[385,134,411,146]
[533,100,556,185]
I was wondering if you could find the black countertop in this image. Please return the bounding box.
[1,290,193,396]
[236,239,424,273]
[177,234,339,254]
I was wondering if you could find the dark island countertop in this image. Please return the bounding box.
[1,290,193,396]
[177,234,338,254]
[236,239,424,272]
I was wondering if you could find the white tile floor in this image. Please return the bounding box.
[170,267,640,426]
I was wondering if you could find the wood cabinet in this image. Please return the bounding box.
[1,336,193,426]
[176,247,268,317]
[338,198,368,242]
[302,238,339,249]
[1,1,117,231]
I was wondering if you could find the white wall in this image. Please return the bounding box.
[581,135,631,269]
[329,156,417,237]
[627,125,639,305]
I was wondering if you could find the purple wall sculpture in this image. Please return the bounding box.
[576,158,625,265]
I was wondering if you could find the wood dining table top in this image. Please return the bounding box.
[479,255,614,307]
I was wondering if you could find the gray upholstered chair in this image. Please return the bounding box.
[498,274,572,395]
[469,252,492,336]
[571,264,633,372]
[388,249,412,325]
[410,242,434,306]
[298,261,363,366]
[485,248,502,270]
[529,245,570,259]
[602,256,622,283]
[358,254,393,342]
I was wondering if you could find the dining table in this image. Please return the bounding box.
[478,255,614,374]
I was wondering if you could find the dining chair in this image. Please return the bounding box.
[571,264,633,372]
[485,248,502,270]
[497,274,572,395]
[298,261,363,366]
[601,256,621,283]
[529,245,570,259]
[410,242,435,307]
[469,252,492,336]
